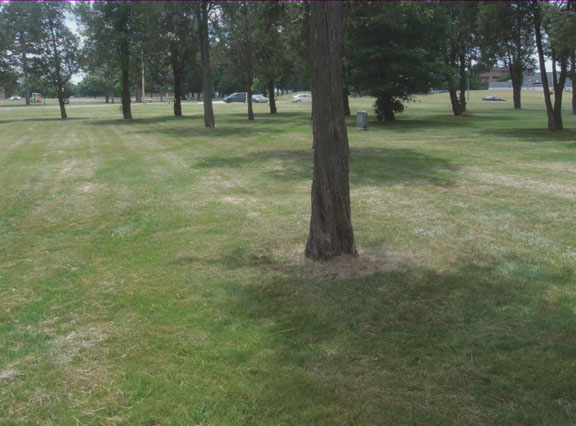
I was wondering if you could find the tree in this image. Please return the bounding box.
[0,11,18,95]
[81,2,141,119]
[197,1,215,127]
[1,2,41,105]
[146,2,197,117]
[478,1,535,109]
[30,2,79,119]
[546,0,576,116]
[305,2,356,260]
[442,2,479,116]
[531,0,569,130]
[346,3,448,122]
[253,1,297,115]
[220,2,259,121]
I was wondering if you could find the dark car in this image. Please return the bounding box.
[223,93,246,103]
[482,96,506,101]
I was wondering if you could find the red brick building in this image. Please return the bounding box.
[479,67,509,84]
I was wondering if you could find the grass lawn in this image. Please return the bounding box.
[1,91,575,425]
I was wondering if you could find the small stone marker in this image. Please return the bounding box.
[356,110,368,130]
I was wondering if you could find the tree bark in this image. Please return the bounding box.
[510,61,523,109]
[117,6,132,120]
[173,67,182,116]
[23,53,30,106]
[533,2,558,130]
[268,79,277,114]
[135,85,142,103]
[571,52,575,115]
[121,57,132,120]
[199,1,215,128]
[446,54,463,116]
[458,54,467,113]
[55,82,67,119]
[245,5,254,121]
[342,86,351,116]
[552,56,567,130]
[449,87,463,116]
[305,2,356,260]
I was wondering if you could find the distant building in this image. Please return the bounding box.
[479,67,509,85]
[0,88,5,100]
[488,70,573,91]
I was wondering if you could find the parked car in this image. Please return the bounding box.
[290,94,312,103]
[252,94,268,103]
[223,92,246,103]
[8,96,21,100]
[482,96,506,101]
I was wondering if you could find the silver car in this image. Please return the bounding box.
[252,94,268,103]
[290,94,312,103]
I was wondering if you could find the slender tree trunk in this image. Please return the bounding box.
[342,86,351,116]
[458,54,467,113]
[552,56,567,130]
[268,79,277,114]
[306,2,356,260]
[446,54,463,116]
[135,85,142,103]
[173,66,182,117]
[23,54,30,106]
[56,83,67,119]
[121,60,132,119]
[245,6,254,121]
[200,1,215,128]
[571,52,575,115]
[105,95,110,104]
[570,50,576,115]
[533,3,557,130]
[141,54,145,103]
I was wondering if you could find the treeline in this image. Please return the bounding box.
[0,1,574,129]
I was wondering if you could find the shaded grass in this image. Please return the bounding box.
[0,91,575,424]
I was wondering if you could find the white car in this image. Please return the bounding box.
[290,94,312,103]
[9,96,22,101]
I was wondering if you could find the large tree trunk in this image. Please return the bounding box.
[533,3,558,130]
[305,2,357,260]
[449,87,463,116]
[446,54,463,116]
[342,86,351,117]
[200,1,215,128]
[510,61,523,109]
[268,79,277,114]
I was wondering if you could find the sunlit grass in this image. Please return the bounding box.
[1,91,575,424]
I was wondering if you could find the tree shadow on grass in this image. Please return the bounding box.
[193,147,458,187]
[0,117,87,124]
[86,114,205,127]
[183,247,576,424]
[480,127,576,145]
